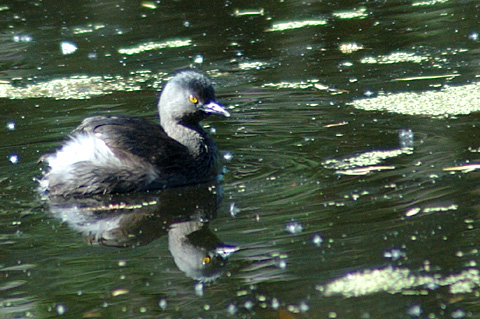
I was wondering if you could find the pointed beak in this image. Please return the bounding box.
[202,101,230,118]
[215,245,239,259]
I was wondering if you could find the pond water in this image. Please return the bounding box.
[2,0,480,318]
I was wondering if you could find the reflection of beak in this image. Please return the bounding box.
[202,101,231,118]
[215,245,239,259]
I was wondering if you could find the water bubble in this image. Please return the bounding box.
[13,34,32,42]
[56,304,66,315]
[384,249,405,261]
[87,52,98,60]
[226,303,237,315]
[271,298,280,309]
[244,300,254,310]
[194,282,204,296]
[399,128,414,149]
[183,20,190,27]
[60,41,78,55]
[193,54,204,64]
[223,151,233,161]
[469,32,479,41]
[312,234,323,247]
[364,90,375,97]
[275,256,287,269]
[158,298,167,310]
[6,121,15,130]
[9,154,19,164]
[285,221,303,234]
[407,304,422,317]
[452,309,466,319]
[299,301,309,312]
[229,202,240,217]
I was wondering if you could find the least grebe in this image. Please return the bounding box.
[39,69,230,197]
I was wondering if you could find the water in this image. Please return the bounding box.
[2,0,480,318]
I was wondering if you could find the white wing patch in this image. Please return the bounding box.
[45,133,120,172]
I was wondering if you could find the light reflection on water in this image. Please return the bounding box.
[1,0,480,318]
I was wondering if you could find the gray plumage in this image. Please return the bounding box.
[39,70,230,197]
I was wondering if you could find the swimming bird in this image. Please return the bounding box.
[39,69,230,196]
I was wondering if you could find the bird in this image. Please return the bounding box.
[38,69,230,197]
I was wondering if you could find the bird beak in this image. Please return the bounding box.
[215,245,239,259]
[202,101,230,118]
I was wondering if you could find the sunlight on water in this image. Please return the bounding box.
[117,38,192,55]
[332,7,368,19]
[351,82,480,118]
[0,71,167,99]
[318,266,480,297]
[265,19,327,32]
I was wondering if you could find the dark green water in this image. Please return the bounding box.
[2,0,480,318]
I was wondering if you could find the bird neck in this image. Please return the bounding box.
[163,119,209,158]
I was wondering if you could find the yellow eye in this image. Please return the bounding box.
[202,256,211,265]
[189,95,199,104]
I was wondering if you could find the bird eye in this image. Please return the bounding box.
[202,256,211,265]
[189,95,199,104]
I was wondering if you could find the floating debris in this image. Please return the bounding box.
[9,154,19,164]
[319,265,480,297]
[332,7,368,19]
[285,221,303,234]
[229,202,241,217]
[60,41,77,55]
[351,82,480,118]
[193,54,204,64]
[266,19,327,32]
[112,288,129,297]
[360,51,428,64]
[412,0,449,7]
[444,164,480,173]
[339,42,363,54]
[118,38,192,55]
[158,298,167,310]
[312,234,323,247]
[233,8,264,17]
[6,121,15,130]
[383,249,405,261]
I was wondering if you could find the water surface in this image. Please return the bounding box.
[2,1,480,318]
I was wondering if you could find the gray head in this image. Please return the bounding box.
[158,70,230,126]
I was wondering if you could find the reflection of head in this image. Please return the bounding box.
[168,220,238,282]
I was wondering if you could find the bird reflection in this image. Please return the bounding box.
[42,182,238,282]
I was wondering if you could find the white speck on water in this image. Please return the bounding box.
[299,301,309,312]
[194,282,204,296]
[271,298,280,309]
[223,151,234,161]
[13,34,32,42]
[226,303,237,315]
[229,202,240,217]
[56,304,66,315]
[6,121,15,130]
[9,154,19,164]
[384,249,405,261]
[183,20,190,27]
[87,52,98,60]
[244,300,254,310]
[407,304,422,317]
[193,54,204,64]
[469,32,479,41]
[158,298,167,310]
[61,41,78,55]
[364,90,375,97]
[312,234,323,247]
[452,309,466,319]
[285,221,303,234]
[399,128,414,149]
[276,256,287,269]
